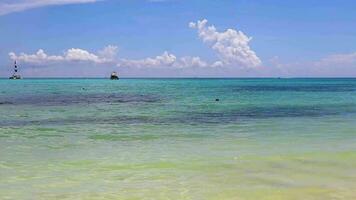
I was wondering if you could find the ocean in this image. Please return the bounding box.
[0,78,355,199]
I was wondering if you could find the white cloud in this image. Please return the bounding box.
[117,51,210,68]
[211,61,224,68]
[98,45,118,60]
[65,48,103,63]
[9,45,117,65]
[178,56,208,68]
[9,49,63,64]
[8,18,264,74]
[315,52,356,67]
[9,48,211,69]
[0,0,98,16]
[118,51,176,68]
[270,52,356,77]
[189,19,262,68]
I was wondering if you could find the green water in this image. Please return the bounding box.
[0,78,355,199]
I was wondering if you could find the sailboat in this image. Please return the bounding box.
[9,61,21,80]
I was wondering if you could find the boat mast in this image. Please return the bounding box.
[14,61,18,76]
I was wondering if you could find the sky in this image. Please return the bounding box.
[1,0,356,77]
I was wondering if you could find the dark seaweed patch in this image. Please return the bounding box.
[173,104,356,124]
[0,101,13,105]
[1,104,355,127]
[0,115,160,127]
[231,84,356,92]
[0,93,161,106]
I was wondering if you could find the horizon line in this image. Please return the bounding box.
[1,77,356,79]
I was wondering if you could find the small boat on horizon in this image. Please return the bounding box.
[9,61,21,80]
[110,71,119,80]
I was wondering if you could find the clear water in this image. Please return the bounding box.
[0,78,355,199]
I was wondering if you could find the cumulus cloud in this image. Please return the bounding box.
[189,19,262,68]
[98,45,118,60]
[9,48,210,69]
[118,51,176,68]
[117,51,209,68]
[65,48,106,63]
[9,45,117,65]
[211,61,224,68]
[0,0,98,16]
[7,18,264,75]
[178,56,208,68]
[9,49,62,64]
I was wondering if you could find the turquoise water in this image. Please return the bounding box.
[0,78,356,199]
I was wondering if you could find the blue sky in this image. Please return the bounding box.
[1,0,356,77]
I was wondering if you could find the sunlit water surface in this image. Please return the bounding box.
[0,78,355,199]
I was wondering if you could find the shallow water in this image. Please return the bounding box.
[0,78,356,199]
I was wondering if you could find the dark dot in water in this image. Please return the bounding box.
[215,98,220,102]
